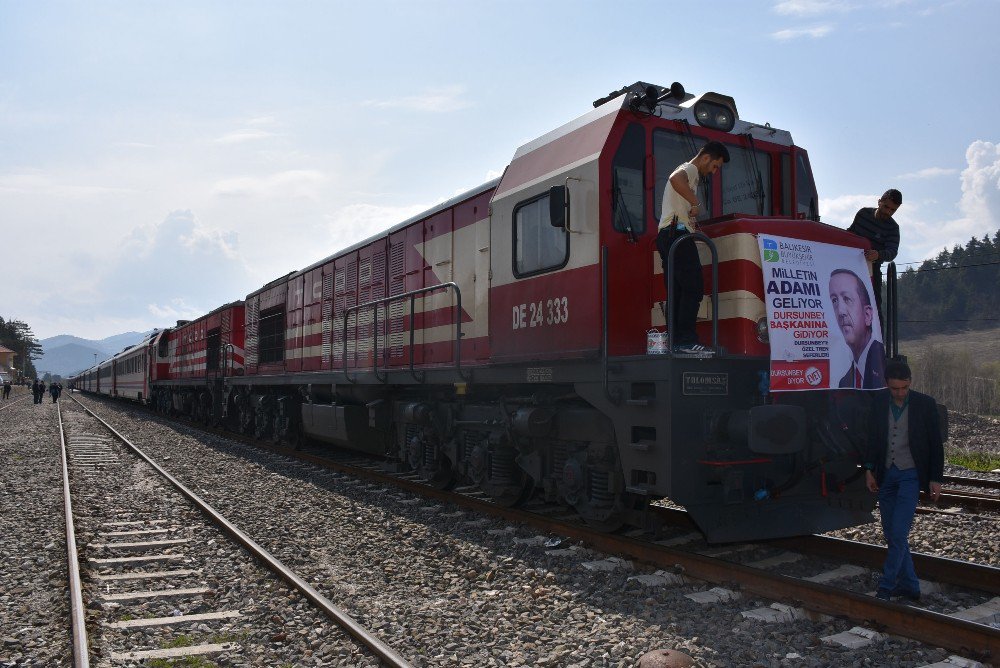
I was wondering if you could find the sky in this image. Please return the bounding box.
[2,0,998,341]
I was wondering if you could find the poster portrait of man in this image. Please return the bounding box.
[828,268,886,389]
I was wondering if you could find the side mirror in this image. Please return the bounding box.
[549,185,567,228]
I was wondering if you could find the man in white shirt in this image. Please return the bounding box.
[655,141,730,354]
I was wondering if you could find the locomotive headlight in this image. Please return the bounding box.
[694,101,736,131]
[756,317,769,343]
[692,95,738,132]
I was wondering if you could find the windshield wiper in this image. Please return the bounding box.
[613,172,639,243]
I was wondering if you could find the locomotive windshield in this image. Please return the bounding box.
[652,130,774,221]
[721,144,770,216]
[653,130,709,222]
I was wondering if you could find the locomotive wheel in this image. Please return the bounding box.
[426,461,457,490]
[482,470,535,508]
[406,432,456,490]
[580,492,646,533]
[283,428,304,451]
[469,462,534,507]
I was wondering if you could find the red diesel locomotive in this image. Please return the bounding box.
[73,81,878,541]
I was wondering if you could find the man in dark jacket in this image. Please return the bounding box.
[31,379,40,404]
[864,360,944,602]
[848,189,901,328]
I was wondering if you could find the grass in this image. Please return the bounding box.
[146,635,212,668]
[143,630,249,668]
[948,449,1000,472]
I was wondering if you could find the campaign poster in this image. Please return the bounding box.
[758,235,886,392]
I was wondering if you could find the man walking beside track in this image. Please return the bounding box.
[864,360,944,602]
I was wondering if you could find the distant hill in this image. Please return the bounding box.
[37,330,155,377]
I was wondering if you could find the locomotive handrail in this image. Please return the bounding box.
[885,261,899,360]
[601,246,617,405]
[665,232,720,353]
[341,281,468,384]
[222,343,235,379]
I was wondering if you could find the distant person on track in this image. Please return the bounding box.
[49,382,59,403]
[37,380,45,404]
[2,380,10,400]
[849,189,901,329]
[657,140,730,355]
[31,379,40,404]
[864,360,944,602]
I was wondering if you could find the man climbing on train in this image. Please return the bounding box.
[656,140,729,355]
[849,189,901,331]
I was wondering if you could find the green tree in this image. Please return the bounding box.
[0,317,42,381]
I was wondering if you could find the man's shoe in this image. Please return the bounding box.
[892,588,921,603]
[875,588,892,601]
[674,343,713,356]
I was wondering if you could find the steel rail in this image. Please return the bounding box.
[57,402,90,668]
[236,441,999,660]
[930,490,1000,514]
[72,393,1000,660]
[944,474,1000,491]
[774,534,1000,595]
[0,395,31,410]
[651,505,1000,594]
[67,396,413,668]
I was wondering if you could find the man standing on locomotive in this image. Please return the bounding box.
[864,360,943,602]
[849,189,901,329]
[656,141,729,355]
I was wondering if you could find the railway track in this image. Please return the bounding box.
[307,450,1000,661]
[945,474,1000,492]
[70,393,1000,663]
[0,394,31,411]
[59,396,412,666]
[921,476,1000,515]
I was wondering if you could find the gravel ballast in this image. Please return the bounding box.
[2,393,997,667]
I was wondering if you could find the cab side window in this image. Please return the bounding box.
[513,192,568,278]
[611,123,646,235]
[795,151,819,220]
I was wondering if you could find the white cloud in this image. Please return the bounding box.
[325,202,432,249]
[0,170,136,198]
[773,0,853,15]
[214,128,276,144]
[180,226,240,259]
[956,140,1000,232]
[897,166,958,179]
[770,24,834,40]
[211,169,327,199]
[363,86,472,112]
[819,194,874,228]
[824,141,1000,266]
[148,298,211,321]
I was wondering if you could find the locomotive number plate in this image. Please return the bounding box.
[526,367,554,383]
[682,372,728,396]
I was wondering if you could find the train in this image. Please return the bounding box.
[71,80,881,542]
